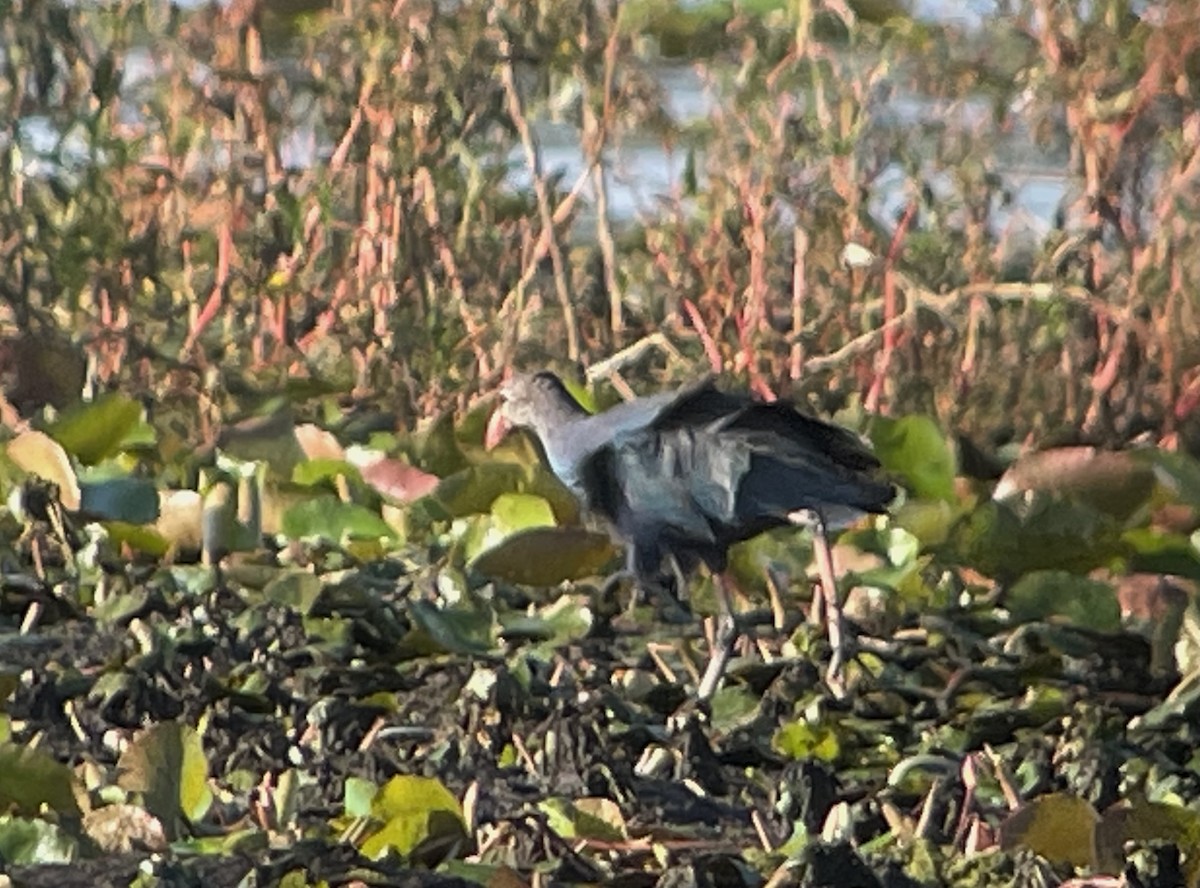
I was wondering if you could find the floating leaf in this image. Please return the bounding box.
[292,458,361,488]
[950,497,1124,580]
[501,594,593,646]
[434,463,527,518]
[1096,799,1200,882]
[0,744,81,817]
[360,775,467,862]
[116,722,212,836]
[772,721,841,763]
[1123,528,1200,581]
[470,527,616,586]
[103,519,170,557]
[344,777,377,820]
[1140,448,1200,507]
[7,431,81,511]
[1005,570,1121,631]
[350,451,440,504]
[414,411,470,478]
[870,415,957,502]
[46,393,142,465]
[281,495,396,542]
[0,816,78,864]
[539,797,627,842]
[263,571,323,615]
[402,599,496,657]
[490,493,556,536]
[998,793,1098,868]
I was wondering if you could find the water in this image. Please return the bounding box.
[8,1,1072,245]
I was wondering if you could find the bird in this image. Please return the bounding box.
[486,370,894,699]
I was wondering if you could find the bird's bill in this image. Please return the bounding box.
[484,405,512,450]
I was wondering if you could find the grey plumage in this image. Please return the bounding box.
[494,371,894,586]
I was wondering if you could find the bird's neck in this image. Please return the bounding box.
[530,394,589,443]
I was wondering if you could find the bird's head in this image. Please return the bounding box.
[485,371,580,450]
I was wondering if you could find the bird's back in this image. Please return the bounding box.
[578,379,892,577]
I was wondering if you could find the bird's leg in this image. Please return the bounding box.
[812,518,848,698]
[696,571,740,702]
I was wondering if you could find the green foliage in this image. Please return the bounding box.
[47,395,143,466]
[116,722,212,834]
[360,775,466,863]
[871,415,958,503]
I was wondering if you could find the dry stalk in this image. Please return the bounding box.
[495,24,579,362]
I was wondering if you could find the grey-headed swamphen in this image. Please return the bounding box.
[486,371,894,699]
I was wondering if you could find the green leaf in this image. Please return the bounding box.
[1138,448,1200,506]
[870,415,957,502]
[470,527,617,586]
[433,463,527,518]
[0,744,81,817]
[281,495,396,542]
[1097,799,1200,882]
[950,497,1124,580]
[116,722,212,836]
[46,393,142,465]
[1124,528,1200,581]
[0,816,77,864]
[539,797,627,842]
[263,571,323,615]
[414,411,470,478]
[772,721,841,763]
[360,775,466,862]
[292,458,362,488]
[345,777,377,819]
[102,521,171,557]
[998,793,1098,868]
[1006,571,1121,632]
[501,594,593,646]
[490,493,556,535]
[401,599,496,657]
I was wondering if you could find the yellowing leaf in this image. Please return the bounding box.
[8,431,80,511]
[470,527,617,586]
[772,721,841,763]
[539,797,627,843]
[490,493,556,535]
[1097,799,1200,883]
[360,775,466,862]
[116,722,212,837]
[998,793,1098,868]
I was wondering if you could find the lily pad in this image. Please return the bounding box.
[46,393,142,465]
[360,774,467,862]
[0,744,81,817]
[997,792,1099,868]
[116,721,212,836]
[470,527,617,586]
[1006,571,1121,632]
[870,415,957,503]
[281,495,396,542]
